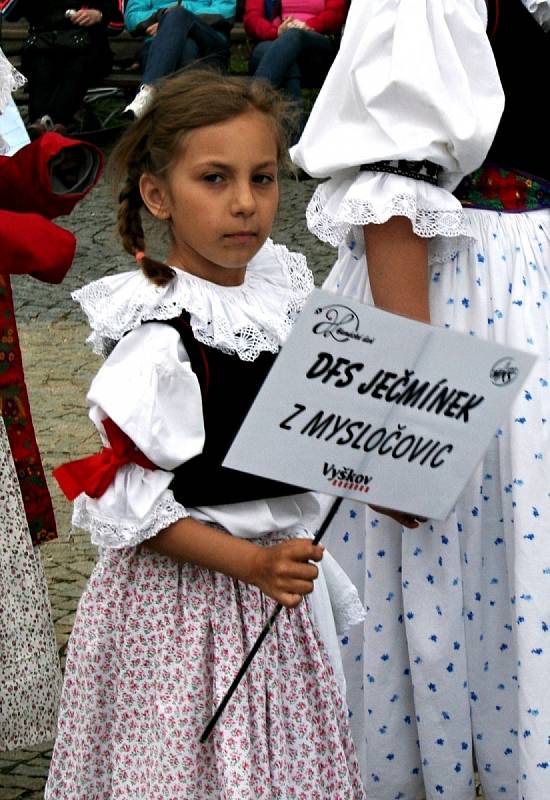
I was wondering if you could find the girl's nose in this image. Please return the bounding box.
[231,181,256,216]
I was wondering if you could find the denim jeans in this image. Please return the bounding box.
[250,28,336,102]
[141,6,230,83]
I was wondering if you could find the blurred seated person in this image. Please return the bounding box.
[244,0,346,136]
[2,0,118,138]
[123,0,236,117]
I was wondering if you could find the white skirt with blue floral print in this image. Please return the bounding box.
[319,206,550,800]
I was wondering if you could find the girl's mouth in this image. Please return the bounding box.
[224,232,257,243]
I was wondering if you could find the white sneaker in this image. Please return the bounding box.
[123,84,154,119]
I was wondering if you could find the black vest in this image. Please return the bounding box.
[157,314,307,507]
[486,0,549,181]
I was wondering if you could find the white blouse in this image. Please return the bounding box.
[71,239,365,644]
[292,0,504,192]
[72,238,319,548]
[291,0,507,254]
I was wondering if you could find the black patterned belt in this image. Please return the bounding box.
[360,159,441,186]
[454,163,550,212]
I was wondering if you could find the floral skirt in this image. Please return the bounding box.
[44,538,365,800]
[0,417,61,751]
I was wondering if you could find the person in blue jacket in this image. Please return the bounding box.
[123,0,236,117]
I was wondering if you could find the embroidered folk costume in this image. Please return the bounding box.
[0,52,102,747]
[45,241,366,799]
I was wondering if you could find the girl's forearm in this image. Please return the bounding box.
[363,217,430,323]
[144,515,260,584]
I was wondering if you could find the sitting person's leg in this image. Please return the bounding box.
[297,30,337,87]
[252,29,336,98]
[251,28,307,99]
[143,6,228,86]
[185,17,231,71]
[21,48,60,127]
[126,8,230,117]
[46,48,112,129]
[178,38,200,68]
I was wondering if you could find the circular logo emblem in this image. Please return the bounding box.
[490,357,519,386]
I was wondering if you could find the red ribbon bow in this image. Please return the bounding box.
[53,418,157,501]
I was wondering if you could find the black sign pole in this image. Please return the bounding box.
[200,495,343,743]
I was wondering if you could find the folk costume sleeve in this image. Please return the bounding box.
[292,0,505,253]
[62,322,202,550]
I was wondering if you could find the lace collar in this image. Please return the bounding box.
[73,239,314,361]
[0,48,25,115]
[0,47,26,155]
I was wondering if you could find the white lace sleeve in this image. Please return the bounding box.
[0,48,26,114]
[292,0,504,191]
[88,323,205,470]
[307,169,470,247]
[72,323,204,548]
[73,481,188,549]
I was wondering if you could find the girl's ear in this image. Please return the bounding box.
[139,173,171,220]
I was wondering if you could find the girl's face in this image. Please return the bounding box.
[140,110,280,286]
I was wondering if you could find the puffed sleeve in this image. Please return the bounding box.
[292,0,504,191]
[73,323,205,549]
[292,0,504,248]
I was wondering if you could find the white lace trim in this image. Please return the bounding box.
[331,584,366,635]
[73,239,313,361]
[73,490,188,549]
[307,185,471,248]
[0,48,26,114]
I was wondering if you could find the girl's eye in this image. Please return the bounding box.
[253,174,276,185]
[203,173,224,184]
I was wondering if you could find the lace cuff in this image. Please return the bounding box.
[306,169,471,248]
[73,489,188,549]
[0,50,26,114]
[321,550,366,635]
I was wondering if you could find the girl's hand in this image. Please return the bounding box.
[368,504,427,529]
[72,8,103,26]
[277,16,295,35]
[252,539,324,608]
[146,22,159,36]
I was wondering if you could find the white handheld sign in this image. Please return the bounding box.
[224,289,537,520]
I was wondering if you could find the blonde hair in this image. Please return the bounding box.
[110,70,296,286]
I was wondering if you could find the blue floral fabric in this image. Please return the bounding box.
[321,207,550,800]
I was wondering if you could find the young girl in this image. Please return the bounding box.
[45,70,365,799]
[292,1,550,798]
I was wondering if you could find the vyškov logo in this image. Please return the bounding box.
[322,462,372,493]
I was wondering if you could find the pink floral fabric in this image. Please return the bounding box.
[45,535,365,799]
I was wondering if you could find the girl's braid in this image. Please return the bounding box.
[117,173,145,258]
[116,158,175,287]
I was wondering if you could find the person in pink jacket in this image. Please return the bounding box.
[244,0,346,139]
